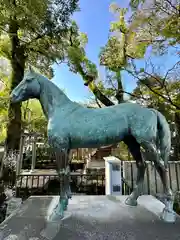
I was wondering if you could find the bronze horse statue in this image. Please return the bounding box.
[10,67,175,222]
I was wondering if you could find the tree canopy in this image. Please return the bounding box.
[0,0,179,157]
[0,0,79,76]
[66,0,180,158]
[0,0,79,150]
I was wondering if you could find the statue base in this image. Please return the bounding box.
[0,195,180,240]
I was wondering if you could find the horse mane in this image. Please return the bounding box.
[28,70,73,118]
[32,71,71,105]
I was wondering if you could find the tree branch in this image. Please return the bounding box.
[164,0,179,13]
[163,61,180,84]
[125,68,180,110]
[142,81,179,109]
[0,26,29,46]
[95,97,102,108]
[27,46,57,64]
[143,71,164,87]
[25,33,47,47]
[120,89,149,101]
[142,61,180,108]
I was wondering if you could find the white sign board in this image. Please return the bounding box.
[104,156,122,195]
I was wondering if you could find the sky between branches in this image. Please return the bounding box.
[52,0,179,103]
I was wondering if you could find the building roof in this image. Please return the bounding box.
[87,160,105,169]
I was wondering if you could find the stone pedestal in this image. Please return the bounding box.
[0,195,180,240]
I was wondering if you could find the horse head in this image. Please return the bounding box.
[10,66,41,103]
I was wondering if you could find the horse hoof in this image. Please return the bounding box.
[67,195,72,200]
[125,197,137,206]
[47,211,64,221]
[161,207,176,223]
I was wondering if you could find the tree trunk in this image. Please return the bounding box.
[88,81,114,106]
[77,64,115,106]
[6,19,25,151]
[174,112,180,159]
[115,71,124,103]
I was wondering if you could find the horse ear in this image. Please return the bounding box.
[29,66,34,73]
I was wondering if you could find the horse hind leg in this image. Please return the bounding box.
[140,141,175,222]
[143,142,172,196]
[124,137,147,206]
[153,161,175,221]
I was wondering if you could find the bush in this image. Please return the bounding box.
[173,191,180,215]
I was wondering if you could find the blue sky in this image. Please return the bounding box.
[52,0,179,103]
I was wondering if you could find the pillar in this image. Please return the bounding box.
[30,135,36,172]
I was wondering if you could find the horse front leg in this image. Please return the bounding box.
[55,150,67,218]
[47,148,68,220]
[56,149,72,217]
[65,164,72,196]
[62,165,72,211]
[64,149,72,200]
[57,169,67,218]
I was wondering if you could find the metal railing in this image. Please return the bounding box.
[15,173,132,199]
[15,173,105,199]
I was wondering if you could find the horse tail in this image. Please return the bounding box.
[156,110,171,167]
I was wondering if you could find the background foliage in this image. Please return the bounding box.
[0,0,179,157]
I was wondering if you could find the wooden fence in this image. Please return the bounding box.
[122,161,180,195]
